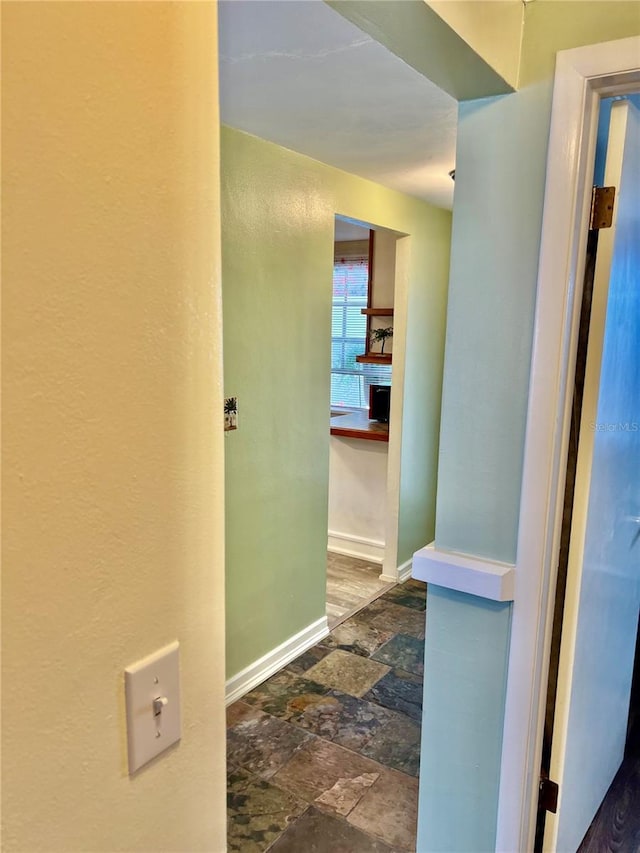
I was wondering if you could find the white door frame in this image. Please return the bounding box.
[495,36,640,853]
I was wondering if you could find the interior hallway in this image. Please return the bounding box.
[227,579,427,851]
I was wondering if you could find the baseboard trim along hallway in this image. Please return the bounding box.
[328,531,384,564]
[225,616,330,706]
[397,559,413,583]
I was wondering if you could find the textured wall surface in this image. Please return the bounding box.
[221,126,451,678]
[428,0,524,87]
[2,3,227,850]
[436,1,640,565]
[421,4,640,851]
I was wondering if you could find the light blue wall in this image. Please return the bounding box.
[435,84,552,566]
[417,78,569,853]
[419,6,640,849]
[418,588,512,852]
[418,92,551,850]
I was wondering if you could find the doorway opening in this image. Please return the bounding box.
[535,94,640,852]
[495,40,640,848]
[327,215,404,628]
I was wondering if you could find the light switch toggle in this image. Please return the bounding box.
[153,696,169,716]
[124,640,181,773]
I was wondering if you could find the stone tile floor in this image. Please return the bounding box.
[227,579,427,852]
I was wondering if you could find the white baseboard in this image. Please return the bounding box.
[225,616,329,706]
[397,558,413,582]
[379,557,412,584]
[328,531,384,564]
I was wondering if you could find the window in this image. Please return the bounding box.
[331,253,391,409]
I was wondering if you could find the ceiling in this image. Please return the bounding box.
[218,0,458,209]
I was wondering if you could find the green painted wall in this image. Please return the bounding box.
[520,1,640,87]
[420,4,640,851]
[222,127,451,678]
[397,227,452,566]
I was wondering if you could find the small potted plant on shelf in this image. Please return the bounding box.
[370,326,393,354]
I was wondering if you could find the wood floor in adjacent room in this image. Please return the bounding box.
[577,754,640,852]
[326,552,394,629]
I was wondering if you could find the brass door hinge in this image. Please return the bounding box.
[539,776,559,814]
[590,186,615,230]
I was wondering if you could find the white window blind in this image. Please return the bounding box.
[331,254,392,409]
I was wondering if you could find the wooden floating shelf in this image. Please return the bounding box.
[360,307,394,316]
[356,353,392,364]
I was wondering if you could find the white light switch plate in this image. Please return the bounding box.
[124,641,181,774]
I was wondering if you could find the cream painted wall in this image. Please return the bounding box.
[2,3,226,851]
[427,0,524,87]
[328,437,389,549]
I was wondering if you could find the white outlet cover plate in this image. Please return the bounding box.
[124,640,181,774]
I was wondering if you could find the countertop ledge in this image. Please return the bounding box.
[330,410,389,443]
[412,542,515,602]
